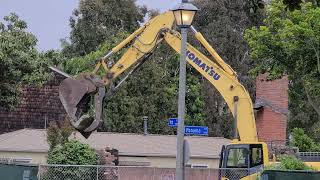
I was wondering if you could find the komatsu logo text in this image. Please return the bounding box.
[186,50,221,80]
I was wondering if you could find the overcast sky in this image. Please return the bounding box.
[0,0,180,51]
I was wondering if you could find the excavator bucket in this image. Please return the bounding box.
[59,74,105,138]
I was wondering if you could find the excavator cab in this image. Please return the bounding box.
[219,143,268,180]
[56,70,106,138]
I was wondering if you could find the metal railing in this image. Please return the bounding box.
[298,152,320,157]
[37,164,250,180]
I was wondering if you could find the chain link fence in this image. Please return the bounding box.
[38,164,250,180]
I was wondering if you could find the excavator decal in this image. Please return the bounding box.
[186,50,221,80]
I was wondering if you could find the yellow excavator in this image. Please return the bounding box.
[51,11,270,179]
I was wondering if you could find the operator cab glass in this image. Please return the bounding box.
[226,148,249,168]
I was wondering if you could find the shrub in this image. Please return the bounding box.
[279,155,314,170]
[47,118,74,151]
[291,128,320,152]
[45,140,98,180]
[47,140,98,165]
[263,155,315,171]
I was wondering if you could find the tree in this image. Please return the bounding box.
[0,13,65,109]
[283,0,319,11]
[47,118,74,151]
[190,0,264,137]
[62,0,147,57]
[291,128,320,152]
[0,13,38,108]
[245,1,320,136]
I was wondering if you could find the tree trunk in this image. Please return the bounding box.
[304,85,320,119]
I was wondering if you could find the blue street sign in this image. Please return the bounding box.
[168,118,178,127]
[185,126,209,136]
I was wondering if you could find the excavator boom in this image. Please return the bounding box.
[54,10,269,179]
[56,11,258,142]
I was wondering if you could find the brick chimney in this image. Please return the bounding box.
[254,74,289,143]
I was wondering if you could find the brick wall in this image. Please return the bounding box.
[0,74,66,134]
[255,74,289,143]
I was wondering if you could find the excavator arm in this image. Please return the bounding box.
[54,11,270,179]
[99,12,259,143]
[55,11,259,142]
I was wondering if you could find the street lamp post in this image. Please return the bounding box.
[171,2,198,180]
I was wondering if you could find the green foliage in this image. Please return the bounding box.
[47,118,74,151]
[245,0,320,135]
[291,128,320,151]
[45,140,98,180]
[265,155,315,170]
[47,140,98,165]
[245,1,320,78]
[47,122,63,151]
[280,155,311,170]
[283,0,320,11]
[283,0,303,10]
[62,0,147,57]
[0,13,38,108]
[0,13,65,108]
[64,31,129,75]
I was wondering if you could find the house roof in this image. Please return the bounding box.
[0,129,230,159]
[254,98,289,116]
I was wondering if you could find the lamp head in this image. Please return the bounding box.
[171,3,198,28]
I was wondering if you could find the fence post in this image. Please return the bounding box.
[96,166,99,180]
[118,166,120,180]
[38,165,41,180]
[153,167,156,180]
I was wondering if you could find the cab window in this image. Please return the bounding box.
[226,148,249,168]
[250,145,263,167]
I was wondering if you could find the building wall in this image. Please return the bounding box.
[0,151,220,168]
[146,156,219,168]
[0,74,66,134]
[256,108,287,142]
[0,151,47,164]
[255,74,288,143]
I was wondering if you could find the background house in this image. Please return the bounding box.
[0,129,229,168]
